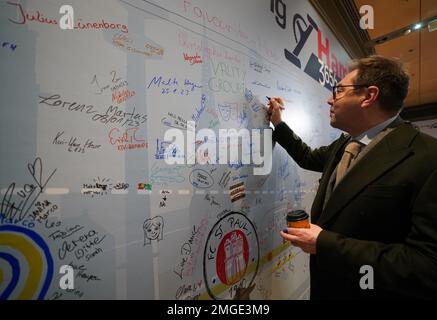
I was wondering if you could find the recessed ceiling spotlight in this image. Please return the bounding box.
[413,23,423,30]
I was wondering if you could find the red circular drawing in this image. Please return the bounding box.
[215,230,249,285]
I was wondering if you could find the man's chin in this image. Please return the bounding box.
[329,118,337,128]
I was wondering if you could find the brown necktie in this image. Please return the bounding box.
[335,141,362,187]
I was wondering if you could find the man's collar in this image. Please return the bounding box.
[354,114,399,146]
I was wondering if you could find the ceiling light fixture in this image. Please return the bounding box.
[413,23,423,30]
[366,15,437,47]
[429,18,437,32]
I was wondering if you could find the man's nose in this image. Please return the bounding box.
[327,96,334,106]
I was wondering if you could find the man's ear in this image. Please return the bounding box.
[361,86,379,108]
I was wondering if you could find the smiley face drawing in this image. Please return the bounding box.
[143,216,164,245]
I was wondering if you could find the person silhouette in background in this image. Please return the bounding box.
[269,55,437,299]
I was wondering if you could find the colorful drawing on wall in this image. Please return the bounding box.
[203,212,259,299]
[0,225,54,300]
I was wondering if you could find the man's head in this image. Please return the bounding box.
[328,55,409,135]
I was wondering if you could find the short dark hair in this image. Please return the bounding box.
[350,55,410,114]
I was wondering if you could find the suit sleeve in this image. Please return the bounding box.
[272,121,338,172]
[316,168,437,298]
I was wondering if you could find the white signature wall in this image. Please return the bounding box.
[415,118,437,139]
[0,0,349,300]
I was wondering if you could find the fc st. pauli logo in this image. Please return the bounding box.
[203,212,259,299]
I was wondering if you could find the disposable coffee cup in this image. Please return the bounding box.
[286,210,310,228]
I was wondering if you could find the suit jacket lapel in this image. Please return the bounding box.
[317,123,418,227]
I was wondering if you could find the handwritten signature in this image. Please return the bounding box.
[1,158,56,222]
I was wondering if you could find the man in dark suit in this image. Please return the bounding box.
[270,55,437,299]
